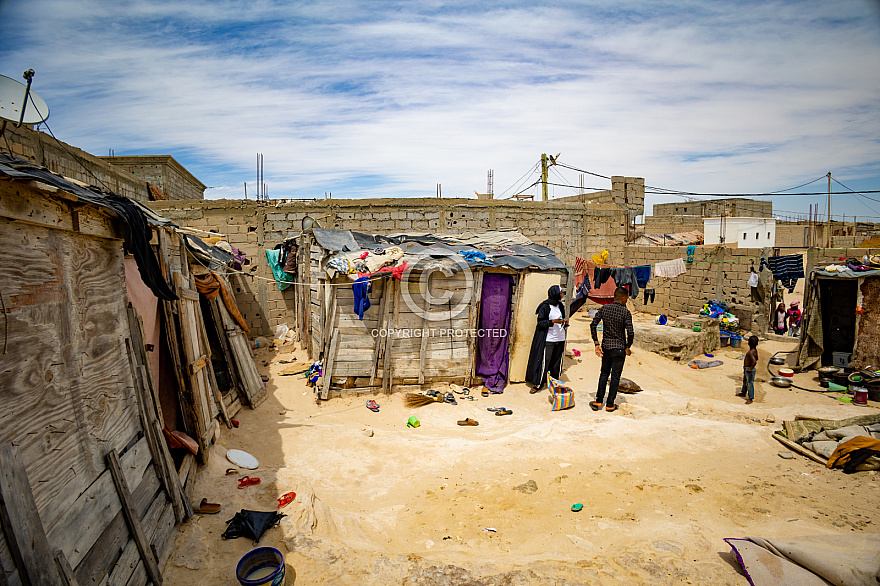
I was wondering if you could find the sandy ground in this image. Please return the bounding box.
[165,310,879,585]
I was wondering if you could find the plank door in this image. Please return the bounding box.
[173,272,217,451]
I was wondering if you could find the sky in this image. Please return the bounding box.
[1,0,880,221]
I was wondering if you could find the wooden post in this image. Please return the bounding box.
[0,443,65,586]
[105,450,163,585]
[382,280,398,393]
[370,278,388,385]
[53,550,79,586]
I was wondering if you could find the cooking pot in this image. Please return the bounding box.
[778,368,794,378]
[818,366,840,376]
[771,376,792,388]
[769,356,786,365]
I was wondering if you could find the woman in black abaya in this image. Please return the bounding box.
[525,285,568,392]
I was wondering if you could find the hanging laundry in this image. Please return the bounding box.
[748,271,759,288]
[353,276,372,320]
[327,257,355,276]
[377,260,409,280]
[265,249,294,291]
[570,273,591,314]
[633,265,651,288]
[686,245,696,263]
[594,267,614,288]
[766,254,805,293]
[654,258,687,279]
[592,250,609,264]
[611,267,639,299]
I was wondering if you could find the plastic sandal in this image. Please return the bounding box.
[457,418,479,426]
[495,408,512,416]
[238,475,261,489]
[366,400,379,412]
[277,491,296,508]
[486,407,505,412]
[605,404,618,412]
[445,393,457,405]
[226,468,239,476]
[590,402,602,411]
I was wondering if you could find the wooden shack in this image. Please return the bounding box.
[288,228,571,399]
[0,153,264,584]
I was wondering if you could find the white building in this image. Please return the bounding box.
[703,217,776,247]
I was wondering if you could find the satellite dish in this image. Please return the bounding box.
[0,72,50,125]
[302,216,322,231]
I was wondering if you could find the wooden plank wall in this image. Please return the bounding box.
[325,269,474,393]
[0,184,179,585]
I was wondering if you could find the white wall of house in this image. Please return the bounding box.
[704,217,776,247]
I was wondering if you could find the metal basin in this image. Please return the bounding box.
[769,356,786,365]
[771,376,792,388]
[818,366,840,376]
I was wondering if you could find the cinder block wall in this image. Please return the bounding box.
[643,215,704,234]
[613,245,774,331]
[147,198,593,336]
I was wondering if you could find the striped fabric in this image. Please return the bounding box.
[574,256,586,274]
[548,374,575,411]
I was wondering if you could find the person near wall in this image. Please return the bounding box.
[774,302,787,335]
[786,302,802,337]
[736,335,759,404]
[526,285,569,392]
[590,287,634,413]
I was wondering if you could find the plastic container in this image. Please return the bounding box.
[778,368,794,378]
[236,547,286,585]
[852,387,869,407]
[655,315,667,325]
[720,336,730,347]
[730,337,742,348]
[832,352,851,367]
[693,322,701,332]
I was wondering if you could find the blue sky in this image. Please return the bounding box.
[1,0,880,220]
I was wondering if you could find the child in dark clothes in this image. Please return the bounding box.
[737,335,759,404]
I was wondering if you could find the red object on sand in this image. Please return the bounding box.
[238,476,261,489]
[278,492,296,508]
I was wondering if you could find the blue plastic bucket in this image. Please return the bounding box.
[236,547,285,586]
[655,314,667,325]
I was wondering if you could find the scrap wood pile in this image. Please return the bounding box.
[773,413,880,473]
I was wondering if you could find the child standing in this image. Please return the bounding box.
[737,335,759,404]
[774,303,787,335]
[787,302,802,337]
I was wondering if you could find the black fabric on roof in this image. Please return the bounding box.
[0,154,177,300]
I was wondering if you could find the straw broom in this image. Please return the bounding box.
[404,393,445,408]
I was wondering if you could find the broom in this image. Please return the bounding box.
[404,393,445,408]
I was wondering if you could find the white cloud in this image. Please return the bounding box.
[1,0,879,217]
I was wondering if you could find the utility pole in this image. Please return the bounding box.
[541,153,549,201]
[827,171,832,248]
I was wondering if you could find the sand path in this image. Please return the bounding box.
[164,310,879,585]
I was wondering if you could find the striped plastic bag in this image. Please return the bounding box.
[548,374,575,411]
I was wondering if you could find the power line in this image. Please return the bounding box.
[496,161,540,198]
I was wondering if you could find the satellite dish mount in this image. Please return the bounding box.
[0,69,50,145]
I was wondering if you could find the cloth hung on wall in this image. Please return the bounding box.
[766,254,805,293]
[611,267,640,299]
[265,249,294,291]
[352,276,372,319]
[594,267,614,288]
[475,273,513,393]
[193,271,251,333]
[654,258,687,279]
[633,265,651,288]
[748,271,759,288]
[686,245,696,263]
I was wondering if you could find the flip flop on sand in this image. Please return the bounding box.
[605,404,618,412]
[192,498,221,514]
[590,402,602,411]
[277,492,296,508]
[366,400,379,412]
[495,408,512,416]
[481,389,489,397]
[457,418,479,426]
[238,476,261,489]
[226,468,239,476]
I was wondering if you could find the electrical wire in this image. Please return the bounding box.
[832,177,880,217]
[26,100,113,192]
[496,161,540,198]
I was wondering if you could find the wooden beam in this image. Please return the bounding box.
[370,279,389,385]
[105,451,163,585]
[177,288,199,302]
[772,433,829,465]
[53,550,79,586]
[418,301,430,385]
[321,330,339,401]
[0,443,65,586]
[382,279,397,394]
[467,271,485,386]
[188,356,207,374]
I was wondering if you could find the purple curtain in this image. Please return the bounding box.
[476,273,512,393]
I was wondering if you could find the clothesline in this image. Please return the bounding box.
[186,246,388,288]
